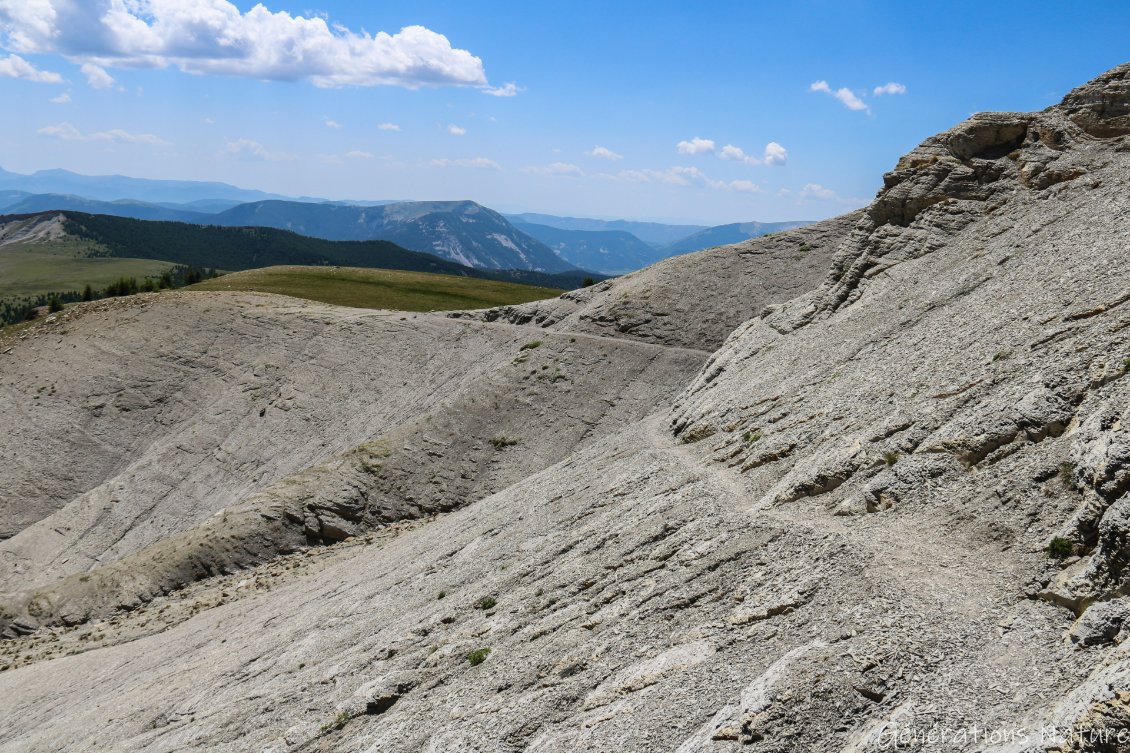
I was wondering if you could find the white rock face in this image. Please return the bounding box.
[1,64,1130,753]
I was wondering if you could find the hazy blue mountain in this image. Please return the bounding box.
[0,193,212,222]
[506,213,708,246]
[213,200,578,273]
[661,221,812,255]
[511,221,667,274]
[0,165,308,205]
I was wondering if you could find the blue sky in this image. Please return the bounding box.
[0,1,1127,224]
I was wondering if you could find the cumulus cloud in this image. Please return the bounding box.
[810,80,868,112]
[324,118,342,129]
[38,121,168,144]
[799,183,837,200]
[590,145,622,161]
[483,82,519,97]
[718,141,788,167]
[728,179,762,194]
[81,62,115,89]
[0,1,492,90]
[523,162,583,177]
[676,137,715,155]
[345,150,374,159]
[448,124,466,136]
[225,138,292,161]
[762,141,788,166]
[430,157,500,170]
[0,53,62,83]
[873,82,907,96]
[377,122,400,131]
[50,91,71,104]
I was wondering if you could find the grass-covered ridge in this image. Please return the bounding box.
[186,265,564,312]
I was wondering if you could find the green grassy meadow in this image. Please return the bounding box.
[186,265,564,312]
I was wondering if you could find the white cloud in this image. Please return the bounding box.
[81,62,114,90]
[0,53,61,83]
[873,82,907,96]
[0,2,491,90]
[676,137,715,155]
[448,124,466,136]
[717,141,788,167]
[50,91,71,104]
[523,162,583,177]
[483,82,519,97]
[810,80,868,112]
[224,138,292,161]
[324,118,342,129]
[762,141,787,166]
[590,145,622,161]
[602,165,760,194]
[430,157,500,170]
[202,116,214,124]
[38,122,168,144]
[799,183,837,200]
[345,150,374,159]
[728,179,762,194]
[377,122,401,131]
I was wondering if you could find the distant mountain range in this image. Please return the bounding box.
[659,220,812,256]
[211,200,576,273]
[0,166,310,205]
[505,213,708,246]
[0,166,814,275]
[510,221,666,274]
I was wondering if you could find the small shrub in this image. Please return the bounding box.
[519,340,542,351]
[48,296,64,313]
[581,277,596,287]
[476,596,497,610]
[798,243,811,253]
[490,436,518,450]
[467,647,491,666]
[82,284,94,302]
[1123,357,1130,372]
[883,451,899,466]
[1047,537,1074,560]
[743,430,763,444]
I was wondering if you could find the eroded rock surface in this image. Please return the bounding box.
[0,63,1129,753]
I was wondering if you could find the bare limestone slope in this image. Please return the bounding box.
[0,64,1128,753]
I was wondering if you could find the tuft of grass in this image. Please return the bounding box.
[991,350,1012,363]
[467,647,491,666]
[519,340,542,351]
[883,451,899,467]
[1059,461,1078,489]
[320,710,354,734]
[1123,357,1130,372]
[743,430,763,444]
[476,596,497,610]
[1047,537,1074,560]
[490,436,519,450]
